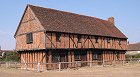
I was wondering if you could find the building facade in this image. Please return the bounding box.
[14,5,127,69]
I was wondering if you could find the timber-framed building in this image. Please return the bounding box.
[14,5,127,69]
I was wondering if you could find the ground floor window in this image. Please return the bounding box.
[115,52,120,60]
[74,51,81,60]
[52,53,60,63]
[74,51,87,61]
[92,51,102,60]
[92,52,98,60]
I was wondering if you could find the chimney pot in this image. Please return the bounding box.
[108,17,115,25]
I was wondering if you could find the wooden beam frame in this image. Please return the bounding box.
[69,35,78,48]
[81,36,88,48]
[88,36,95,48]
[46,33,56,48]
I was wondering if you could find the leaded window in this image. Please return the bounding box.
[56,33,61,42]
[26,33,33,44]
[52,53,60,63]
[74,51,81,60]
[107,38,110,43]
[95,37,98,43]
[92,52,98,60]
[77,35,82,43]
[118,39,121,45]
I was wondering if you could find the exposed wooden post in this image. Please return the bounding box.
[25,63,27,70]
[43,52,46,70]
[71,51,74,67]
[37,62,40,72]
[89,61,92,67]
[15,62,17,69]
[87,51,90,62]
[89,51,92,67]
[68,51,71,67]
[6,62,8,68]
[58,62,61,71]
[31,52,33,68]
[113,60,115,66]
[89,51,92,61]
[75,61,78,69]
[48,51,52,69]
[122,60,125,65]
[102,60,105,67]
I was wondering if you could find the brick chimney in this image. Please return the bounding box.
[108,17,114,25]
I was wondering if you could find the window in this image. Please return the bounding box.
[107,38,110,43]
[74,51,81,60]
[52,53,60,63]
[95,37,98,43]
[112,38,115,42]
[92,52,97,60]
[77,35,82,43]
[56,33,61,42]
[26,33,33,44]
[118,39,121,45]
[115,52,120,60]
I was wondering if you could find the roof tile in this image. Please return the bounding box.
[29,5,127,39]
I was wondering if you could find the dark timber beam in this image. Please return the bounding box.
[46,33,56,48]
[69,35,78,48]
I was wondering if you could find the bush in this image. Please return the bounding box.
[126,53,140,59]
[0,51,20,62]
[134,53,140,58]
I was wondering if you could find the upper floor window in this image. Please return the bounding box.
[77,35,82,43]
[56,33,61,42]
[95,37,98,43]
[107,38,110,43]
[118,39,121,45]
[26,33,33,44]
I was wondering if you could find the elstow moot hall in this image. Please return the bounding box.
[14,5,127,69]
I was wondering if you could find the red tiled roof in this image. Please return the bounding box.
[28,5,127,39]
[128,42,140,51]
[0,50,14,52]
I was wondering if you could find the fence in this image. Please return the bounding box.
[1,59,140,72]
[19,60,131,72]
[0,61,20,69]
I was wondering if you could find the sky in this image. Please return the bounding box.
[0,0,140,50]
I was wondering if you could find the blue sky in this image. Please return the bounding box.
[0,0,140,50]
